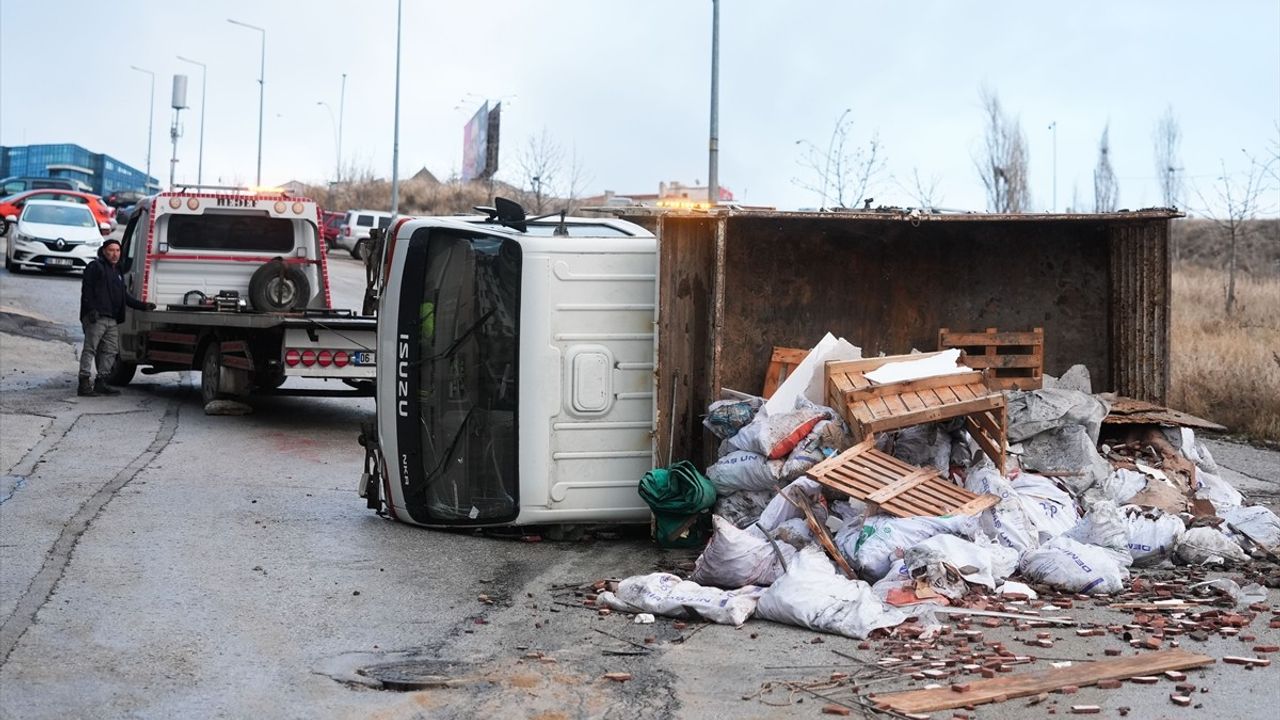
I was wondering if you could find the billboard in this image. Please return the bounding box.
[462,101,501,181]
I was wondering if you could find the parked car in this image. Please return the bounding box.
[0,189,115,234]
[103,189,146,208]
[335,209,392,259]
[0,176,87,195]
[4,200,111,274]
[320,210,344,249]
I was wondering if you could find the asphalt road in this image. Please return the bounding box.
[1,243,1278,719]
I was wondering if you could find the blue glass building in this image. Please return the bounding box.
[0,144,158,195]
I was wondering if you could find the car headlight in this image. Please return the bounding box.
[12,233,32,246]
[88,239,104,248]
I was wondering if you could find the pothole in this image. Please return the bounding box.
[317,650,487,692]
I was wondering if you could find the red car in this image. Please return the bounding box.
[0,189,115,234]
[320,210,344,248]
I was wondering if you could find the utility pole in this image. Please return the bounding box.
[228,18,266,185]
[338,72,347,184]
[707,0,719,205]
[390,0,403,216]
[1048,120,1058,211]
[177,56,207,185]
[130,66,156,191]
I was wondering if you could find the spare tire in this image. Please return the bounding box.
[248,259,310,312]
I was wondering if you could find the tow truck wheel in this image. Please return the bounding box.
[351,240,367,261]
[201,343,226,404]
[105,360,136,386]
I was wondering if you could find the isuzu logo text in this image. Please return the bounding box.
[397,333,410,417]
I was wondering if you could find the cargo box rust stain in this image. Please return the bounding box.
[603,208,1177,467]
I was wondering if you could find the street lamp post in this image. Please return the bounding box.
[338,73,346,185]
[129,65,155,191]
[228,18,266,186]
[390,0,403,217]
[177,55,208,186]
[1048,120,1058,212]
[317,101,339,182]
[707,0,719,205]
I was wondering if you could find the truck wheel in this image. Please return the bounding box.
[201,343,226,404]
[257,369,286,391]
[105,360,136,386]
[351,240,367,261]
[248,259,310,313]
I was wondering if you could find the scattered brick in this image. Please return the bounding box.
[1070,705,1101,714]
[1097,679,1122,689]
[1129,676,1159,684]
[820,705,851,716]
[602,672,632,683]
[1164,670,1187,681]
[1104,648,1123,656]
[1254,645,1279,654]
[1171,694,1192,707]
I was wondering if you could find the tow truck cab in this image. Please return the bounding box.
[364,210,657,527]
[111,189,376,403]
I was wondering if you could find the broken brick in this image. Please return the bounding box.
[820,705,851,716]
[1171,694,1192,707]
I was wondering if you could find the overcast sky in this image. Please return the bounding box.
[2,0,1277,214]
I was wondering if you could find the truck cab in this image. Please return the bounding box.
[361,204,657,527]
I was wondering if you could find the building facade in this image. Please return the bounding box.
[0,144,158,195]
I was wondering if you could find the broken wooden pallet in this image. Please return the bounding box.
[825,352,1007,472]
[762,346,810,398]
[939,327,1044,391]
[806,438,998,518]
[872,648,1214,714]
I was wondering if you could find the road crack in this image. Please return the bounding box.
[0,398,185,665]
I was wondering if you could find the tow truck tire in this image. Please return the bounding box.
[105,360,136,386]
[350,240,367,261]
[248,260,310,313]
[201,343,226,405]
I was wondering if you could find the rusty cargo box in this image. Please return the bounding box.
[602,208,1177,467]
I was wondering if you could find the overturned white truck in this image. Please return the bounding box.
[359,202,1180,528]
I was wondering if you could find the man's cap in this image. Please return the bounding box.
[102,238,121,248]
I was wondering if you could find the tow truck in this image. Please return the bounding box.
[107,187,377,405]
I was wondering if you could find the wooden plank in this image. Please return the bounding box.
[861,395,1004,434]
[853,371,984,400]
[940,330,1044,346]
[771,347,810,364]
[874,649,1214,714]
[806,438,875,477]
[825,350,951,376]
[784,488,857,579]
[763,347,811,398]
[865,468,935,505]
[949,494,1001,516]
[960,355,1043,369]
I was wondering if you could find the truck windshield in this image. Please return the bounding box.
[166,212,296,252]
[398,229,521,523]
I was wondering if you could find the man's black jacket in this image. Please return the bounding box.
[80,248,147,322]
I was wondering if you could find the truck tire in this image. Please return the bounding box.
[248,260,310,313]
[105,360,136,386]
[351,239,368,261]
[201,343,226,404]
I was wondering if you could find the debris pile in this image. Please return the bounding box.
[605,333,1280,712]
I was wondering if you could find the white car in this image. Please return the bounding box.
[335,209,392,259]
[5,199,111,274]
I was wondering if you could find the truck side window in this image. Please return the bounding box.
[120,211,144,273]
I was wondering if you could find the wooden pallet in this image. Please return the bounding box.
[825,352,1008,472]
[806,439,998,518]
[939,327,1044,391]
[762,346,810,398]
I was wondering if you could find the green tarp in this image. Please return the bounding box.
[638,461,717,548]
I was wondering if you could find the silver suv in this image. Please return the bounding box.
[336,209,391,259]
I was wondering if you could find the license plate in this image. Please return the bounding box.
[354,351,376,366]
[45,257,73,267]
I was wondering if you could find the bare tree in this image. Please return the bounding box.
[516,128,564,214]
[793,110,886,209]
[1194,153,1278,314]
[894,167,943,210]
[1153,106,1182,208]
[974,88,1031,212]
[562,146,594,214]
[1093,123,1119,212]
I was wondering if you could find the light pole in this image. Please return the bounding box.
[228,18,266,186]
[707,0,719,205]
[338,73,346,184]
[129,65,155,191]
[316,101,339,182]
[1048,120,1057,212]
[390,0,403,217]
[177,55,207,186]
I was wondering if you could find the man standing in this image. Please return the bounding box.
[78,238,154,396]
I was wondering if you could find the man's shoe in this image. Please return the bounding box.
[94,379,121,396]
[77,377,98,397]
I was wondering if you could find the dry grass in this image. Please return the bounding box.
[1170,264,1280,443]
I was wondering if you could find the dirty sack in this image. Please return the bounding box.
[878,422,958,474]
[1122,506,1185,567]
[703,393,764,440]
[903,534,1017,600]
[1065,500,1134,567]
[781,417,852,480]
[595,574,764,627]
[844,514,978,582]
[964,468,1078,553]
[638,461,717,548]
[689,515,795,589]
[756,546,908,639]
[1019,425,1111,495]
[1222,505,1280,550]
[724,397,842,460]
[706,450,783,494]
[1018,536,1130,594]
[712,490,774,529]
[1175,526,1250,565]
[757,477,828,532]
[1084,467,1147,507]
[1006,388,1110,444]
